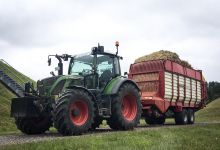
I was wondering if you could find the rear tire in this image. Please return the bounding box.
[175,109,188,125]
[54,89,94,136]
[15,116,52,134]
[107,83,142,130]
[187,109,195,124]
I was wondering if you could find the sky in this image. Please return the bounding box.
[0,0,219,81]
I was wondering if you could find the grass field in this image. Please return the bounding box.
[0,60,35,134]
[1,124,220,150]
[0,83,18,133]
[196,98,220,122]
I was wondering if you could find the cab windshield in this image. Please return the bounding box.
[69,53,94,76]
[69,52,120,78]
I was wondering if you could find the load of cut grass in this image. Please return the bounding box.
[135,50,192,68]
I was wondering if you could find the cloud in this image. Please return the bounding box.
[0,0,219,81]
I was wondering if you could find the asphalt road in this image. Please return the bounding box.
[0,122,219,146]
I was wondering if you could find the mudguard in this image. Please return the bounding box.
[66,85,96,101]
[49,75,83,96]
[103,76,140,95]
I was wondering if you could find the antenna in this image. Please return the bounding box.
[115,41,119,55]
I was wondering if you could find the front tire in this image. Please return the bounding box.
[15,116,52,134]
[107,83,142,130]
[54,89,94,136]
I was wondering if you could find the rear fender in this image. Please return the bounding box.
[103,76,140,95]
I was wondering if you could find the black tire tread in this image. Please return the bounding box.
[145,116,165,125]
[175,109,188,125]
[15,116,52,135]
[54,89,95,135]
[187,109,195,124]
[107,83,142,130]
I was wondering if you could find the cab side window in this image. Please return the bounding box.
[97,55,113,88]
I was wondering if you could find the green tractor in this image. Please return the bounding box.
[10,43,142,135]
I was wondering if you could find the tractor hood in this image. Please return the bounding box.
[37,75,84,96]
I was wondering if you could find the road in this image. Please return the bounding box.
[0,122,219,146]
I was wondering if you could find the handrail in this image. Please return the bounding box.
[0,59,26,85]
[0,70,25,97]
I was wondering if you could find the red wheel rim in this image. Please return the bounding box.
[69,100,88,126]
[122,95,137,121]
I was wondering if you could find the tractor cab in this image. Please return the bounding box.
[39,43,123,97]
[68,44,122,89]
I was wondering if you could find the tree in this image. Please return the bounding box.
[207,81,220,103]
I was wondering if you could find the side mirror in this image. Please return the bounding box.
[50,71,55,76]
[124,72,128,76]
[48,58,51,66]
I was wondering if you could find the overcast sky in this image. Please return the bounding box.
[0,0,219,82]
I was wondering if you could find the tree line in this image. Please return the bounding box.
[207,81,220,103]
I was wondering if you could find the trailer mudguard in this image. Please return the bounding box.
[103,76,140,95]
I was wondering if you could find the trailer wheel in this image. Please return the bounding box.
[54,89,94,135]
[156,117,166,124]
[145,116,156,125]
[107,83,142,130]
[15,116,52,134]
[174,109,188,125]
[187,109,195,124]
[145,116,165,125]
